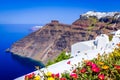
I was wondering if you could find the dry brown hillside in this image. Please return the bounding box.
[10,13,120,64]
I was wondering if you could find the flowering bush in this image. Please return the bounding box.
[25,43,120,80]
[24,73,40,80]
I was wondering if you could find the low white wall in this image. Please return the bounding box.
[15,48,115,80]
[71,40,94,57]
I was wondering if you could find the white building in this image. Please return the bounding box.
[71,40,95,57]
[95,34,109,50]
[71,33,116,57]
[112,30,120,45]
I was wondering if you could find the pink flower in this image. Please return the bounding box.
[28,74,33,79]
[92,63,97,68]
[60,77,67,80]
[91,67,100,73]
[52,73,59,78]
[70,73,78,78]
[114,65,120,69]
[51,73,55,78]
[24,75,28,80]
[86,61,93,66]
[72,69,76,73]
[26,73,35,79]
[32,73,35,76]
[55,73,59,78]
[98,74,105,80]
[67,61,71,64]
[80,68,86,73]
[114,65,120,73]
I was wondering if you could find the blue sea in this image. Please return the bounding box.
[0,24,44,80]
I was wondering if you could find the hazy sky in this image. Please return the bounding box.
[0,0,120,24]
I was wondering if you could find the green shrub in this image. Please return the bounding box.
[46,51,71,66]
[46,60,54,66]
[109,35,113,41]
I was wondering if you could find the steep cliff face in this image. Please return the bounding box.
[10,12,120,64]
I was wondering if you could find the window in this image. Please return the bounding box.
[77,51,80,53]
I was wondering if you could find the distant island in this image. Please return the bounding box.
[9,11,120,64]
[29,26,42,32]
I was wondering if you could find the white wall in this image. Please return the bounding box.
[111,30,120,45]
[71,40,94,57]
[95,34,109,50]
[115,30,120,37]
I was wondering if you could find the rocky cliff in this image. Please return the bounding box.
[10,11,120,64]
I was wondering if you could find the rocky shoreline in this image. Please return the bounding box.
[9,11,120,64]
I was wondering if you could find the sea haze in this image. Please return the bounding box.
[0,24,44,80]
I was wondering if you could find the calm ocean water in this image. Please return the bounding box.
[0,24,44,80]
